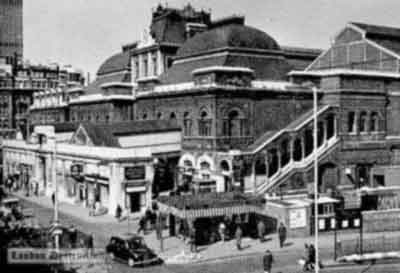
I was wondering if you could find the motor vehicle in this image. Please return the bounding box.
[105,233,162,267]
[0,197,33,219]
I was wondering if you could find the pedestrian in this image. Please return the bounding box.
[235,225,243,250]
[257,220,266,242]
[189,227,196,253]
[137,215,146,235]
[302,243,311,271]
[219,221,226,242]
[51,192,55,206]
[278,222,287,248]
[86,233,94,256]
[309,244,323,270]
[263,249,274,273]
[115,204,122,221]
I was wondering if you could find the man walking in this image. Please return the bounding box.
[257,220,266,242]
[189,227,196,253]
[278,222,287,248]
[235,225,243,250]
[263,249,274,273]
[137,215,146,235]
[86,233,94,256]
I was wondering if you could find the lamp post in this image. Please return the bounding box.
[312,86,319,273]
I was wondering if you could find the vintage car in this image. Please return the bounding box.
[105,233,162,267]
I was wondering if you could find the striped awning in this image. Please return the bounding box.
[157,202,261,219]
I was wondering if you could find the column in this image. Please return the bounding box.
[265,153,270,179]
[301,135,306,160]
[108,162,122,216]
[277,149,282,172]
[323,120,328,144]
[354,111,359,134]
[289,136,295,163]
[157,50,163,75]
[251,159,256,194]
[148,51,153,77]
[334,115,338,137]
[138,54,143,78]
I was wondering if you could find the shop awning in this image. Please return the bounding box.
[157,192,265,220]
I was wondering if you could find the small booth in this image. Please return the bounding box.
[157,192,265,245]
[308,196,340,233]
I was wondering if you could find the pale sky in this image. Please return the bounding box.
[24,0,400,78]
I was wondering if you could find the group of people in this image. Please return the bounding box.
[302,243,323,271]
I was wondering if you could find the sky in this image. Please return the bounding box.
[24,0,400,78]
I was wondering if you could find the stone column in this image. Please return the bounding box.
[108,162,122,216]
[323,120,328,144]
[354,111,359,134]
[251,159,256,194]
[289,136,295,163]
[138,54,143,78]
[301,135,306,160]
[334,115,338,137]
[265,152,270,178]
[148,51,153,77]
[277,149,282,172]
[157,50,163,75]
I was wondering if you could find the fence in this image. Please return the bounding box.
[336,234,400,258]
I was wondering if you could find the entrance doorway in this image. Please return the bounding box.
[129,192,141,213]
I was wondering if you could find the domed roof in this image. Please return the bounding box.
[97,51,130,76]
[176,24,280,57]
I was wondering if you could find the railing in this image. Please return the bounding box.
[337,235,400,258]
[256,137,340,194]
[182,136,254,150]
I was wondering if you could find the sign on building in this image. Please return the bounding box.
[289,208,307,228]
[125,166,146,180]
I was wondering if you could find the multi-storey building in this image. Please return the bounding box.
[0,0,23,64]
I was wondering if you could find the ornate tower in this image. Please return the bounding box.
[0,0,23,64]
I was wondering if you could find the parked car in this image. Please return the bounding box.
[105,234,162,267]
[0,197,33,220]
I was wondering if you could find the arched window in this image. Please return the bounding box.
[170,112,176,120]
[157,112,162,120]
[348,112,355,133]
[198,110,212,136]
[183,111,192,136]
[359,111,367,132]
[223,109,245,137]
[142,112,147,120]
[370,112,379,132]
[220,161,230,172]
[105,115,110,123]
[255,156,266,175]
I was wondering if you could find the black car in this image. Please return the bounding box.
[105,234,162,267]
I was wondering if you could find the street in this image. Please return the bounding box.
[17,198,400,273]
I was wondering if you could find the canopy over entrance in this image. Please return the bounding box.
[157,192,265,219]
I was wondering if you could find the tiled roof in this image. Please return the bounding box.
[84,72,131,95]
[351,22,400,39]
[176,24,280,58]
[351,22,400,57]
[79,120,181,148]
[97,51,131,76]
[159,51,289,84]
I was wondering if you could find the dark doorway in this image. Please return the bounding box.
[129,192,141,213]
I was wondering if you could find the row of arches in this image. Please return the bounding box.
[348,110,382,133]
[140,108,247,137]
[253,113,336,178]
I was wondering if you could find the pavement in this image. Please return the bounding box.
[11,190,400,273]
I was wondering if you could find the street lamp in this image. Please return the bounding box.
[312,86,319,273]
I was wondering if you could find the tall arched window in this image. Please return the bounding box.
[198,110,212,136]
[157,112,163,120]
[183,111,192,136]
[348,112,355,133]
[255,156,266,175]
[359,111,367,132]
[142,112,148,120]
[170,112,176,120]
[370,112,379,132]
[223,109,245,137]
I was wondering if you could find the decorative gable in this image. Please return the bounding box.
[70,125,93,146]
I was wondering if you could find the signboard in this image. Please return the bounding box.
[125,166,146,180]
[289,208,307,228]
[342,190,361,209]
